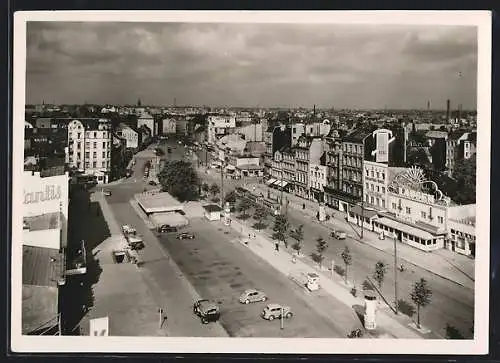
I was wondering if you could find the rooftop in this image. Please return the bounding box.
[22,245,63,287]
[135,192,183,214]
[343,127,376,143]
[236,164,263,170]
[203,204,222,212]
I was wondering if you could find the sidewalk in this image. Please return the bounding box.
[79,192,165,336]
[227,218,425,339]
[247,182,475,290]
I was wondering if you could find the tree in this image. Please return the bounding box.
[252,205,268,230]
[453,156,476,204]
[290,225,304,256]
[373,261,388,289]
[237,198,252,218]
[341,246,353,284]
[445,324,465,339]
[201,182,209,195]
[209,183,220,197]
[410,278,433,329]
[158,160,200,202]
[224,190,237,205]
[311,236,328,268]
[272,214,290,248]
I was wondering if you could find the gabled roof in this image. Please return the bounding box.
[342,127,376,143]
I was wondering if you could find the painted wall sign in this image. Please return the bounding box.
[24,185,62,204]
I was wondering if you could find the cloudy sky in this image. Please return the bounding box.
[26,22,477,109]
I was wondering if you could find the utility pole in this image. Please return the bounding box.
[394,236,399,315]
[220,156,224,209]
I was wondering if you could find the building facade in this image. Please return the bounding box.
[115,123,139,149]
[207,115,236,144]
[161,118,177,135]
[137,113,156,137]
[293,135,312,199]
[324,130,343,209]
[67,119,112,184]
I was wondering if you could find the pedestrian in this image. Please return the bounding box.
[275,242,279,252]
[302,203,305,210]
[253,233,256,239]
[248,233,251,240]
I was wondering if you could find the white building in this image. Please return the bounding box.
[207,115,236,144]
[67,119,112,184]
[447,204,476,256]
[308,163,328,203]
[115,123,138,149]
[137,112,156,137]
[162,118,177,135]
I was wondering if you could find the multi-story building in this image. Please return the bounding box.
[207,115,236,144]
[293,135,312,199]
[267,146,295,193]
[263,124,292,176]
[363,160,390,210]
[161,118,177,135]
[22,166,70,335]
[137,112,156,137]
[324,129,344,208]
[372,167,450,251]
[446,130,477,176]
[115,123,139,149]
[235,123,263,142]
[308,162,327,203]
[67,119,112,184]
[337,128,375,212]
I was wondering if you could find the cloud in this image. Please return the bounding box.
[25,22,478,109]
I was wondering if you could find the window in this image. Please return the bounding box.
[93,152,97,158]
[382,187,386,194]
[406,207,411,214]
[85,142,90,149]
[94,132,97,138]
[382,200,385,208]
[438,216,444,224]
[366,169,369,176]
[103,141,106,148]
[102,161,106,168]
[370,196,374,204]
[376,198,380,206]
[85,161,90,168]
[371,184,374,191]
[85,152,90,158]
[366,182,369,189]
[376,171,380,179]
[371,170,374,177]
[421,211,427,218]
[381,172,385,179]
[376,186,380,192]
[93,161,97,168]
[102,151,106,158]
[77,132,81,139]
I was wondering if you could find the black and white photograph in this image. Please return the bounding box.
[11,11,491,354]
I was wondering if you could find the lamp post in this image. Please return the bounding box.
[394,235,399,315]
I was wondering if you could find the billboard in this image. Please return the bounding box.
[373,129,392,163]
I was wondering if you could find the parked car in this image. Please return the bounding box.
[261,304,293,321]
[331,229,347,240]
[148,180,157,186]
[158,225,177,233]
[177,232,195,240]
[239,289,267,304]
[102,189,112,196]
[193,299,220,324]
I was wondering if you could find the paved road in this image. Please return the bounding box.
[235,200,474,339]
[156,217,361,337]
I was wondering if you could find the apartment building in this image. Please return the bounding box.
[293,135,312,199]
[115,123,139,149]
[446,130,477,176]
[137,112,156,137]
[267,146,294,192]
[207,114,236,144]
[324,129,344,209]
[67,119,112,184]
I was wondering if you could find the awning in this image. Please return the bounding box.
[349,205,379,219]
[376,217,435,240]
[266,178,277,185]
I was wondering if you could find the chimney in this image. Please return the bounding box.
[313,105,316,118]
[458,104,462,122]
[446,99,450,121]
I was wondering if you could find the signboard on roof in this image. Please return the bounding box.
[372,129,393,163]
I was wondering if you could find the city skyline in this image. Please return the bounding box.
[26,22,478,110]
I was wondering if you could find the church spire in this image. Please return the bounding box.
[137,98,142,107]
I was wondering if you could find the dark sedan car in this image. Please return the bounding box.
[193,299,220,324]
[157,225,177,233]
[177,232,195,240]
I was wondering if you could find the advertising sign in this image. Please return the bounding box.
[373,129,392,163]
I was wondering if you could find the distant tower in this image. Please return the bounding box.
[427,100,430,110]
[458,103,462,122]
[174,98,177,107]
[313,104,316,118]
[137,98,142,107]
[446,99,450,121]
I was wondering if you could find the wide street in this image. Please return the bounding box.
[99,141,359,337]
[157,137,474,337]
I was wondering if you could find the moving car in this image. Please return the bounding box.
[331,229,347,240]
[261,304,293,321]
[127,235,145,250]
[193,299,220,324]
[177,232,195,240]
[239,289,267,304]
[122,225,137,236]
[157,225,177,233]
